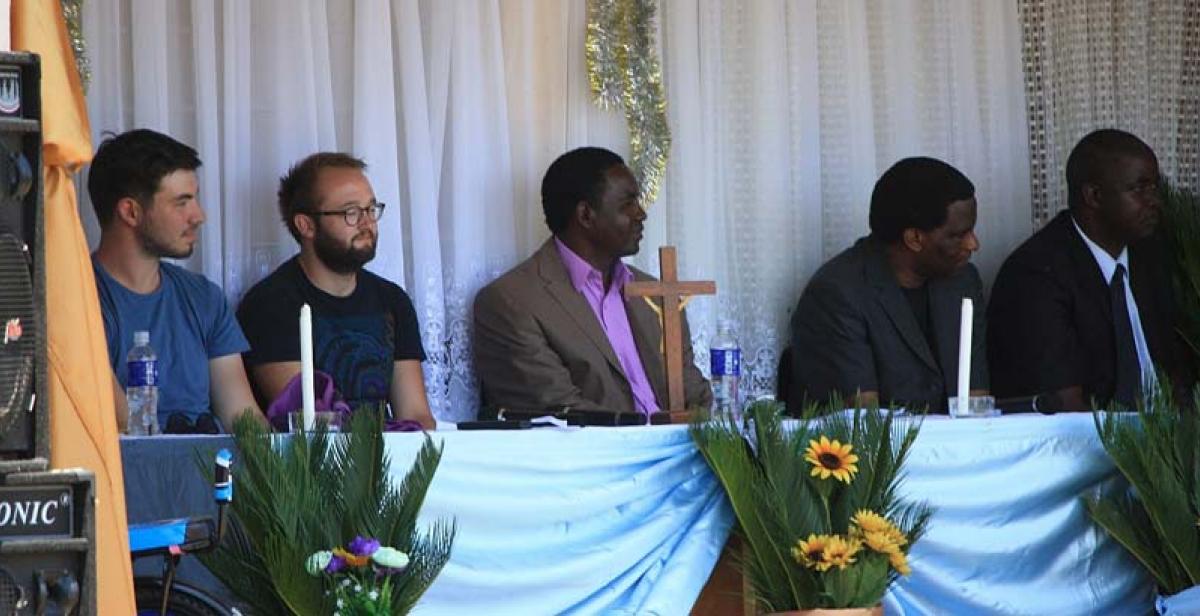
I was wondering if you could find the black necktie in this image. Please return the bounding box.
[1110,264,1141,408]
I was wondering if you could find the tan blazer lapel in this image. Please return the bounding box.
[627,293,668,409]
[534,241,627,377]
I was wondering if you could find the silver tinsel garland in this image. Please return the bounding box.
[61,0,90,92]
[586,0,671,206]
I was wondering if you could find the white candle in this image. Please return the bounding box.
[957,297,973,416]
[300,304,315,431]
[0,2,10,52]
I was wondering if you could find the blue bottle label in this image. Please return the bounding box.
[128,360,158,387]
[711,348,741,377]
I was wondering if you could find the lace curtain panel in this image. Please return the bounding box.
[80,1,1031,421]
[1019,0,1200,226]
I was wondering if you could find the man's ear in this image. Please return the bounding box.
[574,200,594,230]
[293,212,317,240]
[901,228,924,253]
[114,197,143,227]
[1080,182,1103,211]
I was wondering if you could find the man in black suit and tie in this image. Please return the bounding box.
[788,157,988,413]
[988,129,1193,410]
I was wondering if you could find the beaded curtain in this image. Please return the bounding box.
[1019,0,1200,227]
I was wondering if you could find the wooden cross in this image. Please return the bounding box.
[624,246,716,415]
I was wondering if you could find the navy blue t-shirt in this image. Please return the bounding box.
[236,257,425,410]
[93,259,250,425]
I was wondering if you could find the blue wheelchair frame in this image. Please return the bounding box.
[127,449,233,616]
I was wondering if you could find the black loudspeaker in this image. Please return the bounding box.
[0,52,94,616]
[0,51,47,465]
[0,469,95,615]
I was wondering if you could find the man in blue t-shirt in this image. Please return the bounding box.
[88,129,264,433]
[237,153,435,430]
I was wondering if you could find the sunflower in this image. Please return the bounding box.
[851,509,890,534]
[861,530,901,555]
[804,436,859,483]
[851,509,908,547]
[818,535,861,571]
[889,548,912,576]
[792,534,832,568]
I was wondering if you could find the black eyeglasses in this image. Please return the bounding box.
[309,202,386,226]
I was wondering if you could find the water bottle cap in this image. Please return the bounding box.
[133,330,150,346]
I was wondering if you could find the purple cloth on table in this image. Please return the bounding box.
[265,371,424,432]
[384,419,425,432]
[265,371,351,432]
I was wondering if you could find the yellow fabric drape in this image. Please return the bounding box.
[12,2,136,613]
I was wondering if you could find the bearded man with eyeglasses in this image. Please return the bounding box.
[237,153,435,430]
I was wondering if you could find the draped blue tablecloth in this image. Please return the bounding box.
[884,413,1152,614]
[121,413,1153,615]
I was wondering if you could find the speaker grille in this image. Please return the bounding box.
[0,232,34,444]
[0,566,25,614]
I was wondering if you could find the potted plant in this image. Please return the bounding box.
[1086,382,1200,614]
[692,401,931,614]
[199,408,455,615]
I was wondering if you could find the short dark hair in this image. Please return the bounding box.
[1066,129,1155,210]
[869,157,975,243]
[87,129,202,227]
[277,152,367,242]
[541,147,625,234]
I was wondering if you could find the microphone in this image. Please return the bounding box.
[995,391,1064,414]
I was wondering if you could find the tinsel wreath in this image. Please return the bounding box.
[586,0,671,206]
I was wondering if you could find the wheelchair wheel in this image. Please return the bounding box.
[134,577,232,616]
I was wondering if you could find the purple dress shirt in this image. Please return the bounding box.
[554,238,660,414]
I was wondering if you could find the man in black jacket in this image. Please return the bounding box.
[988,129,1193,410]
[789,157,988,413]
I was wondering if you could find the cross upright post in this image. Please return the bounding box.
[624,246,716,415]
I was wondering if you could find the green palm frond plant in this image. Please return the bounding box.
[691,401,932,612]
[198,408,455,615]
[1161,182,1200,366]
[1085,380,1200,598]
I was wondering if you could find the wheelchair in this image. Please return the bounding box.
[127,449,234,616]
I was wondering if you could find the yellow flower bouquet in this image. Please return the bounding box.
[692,401,931,611]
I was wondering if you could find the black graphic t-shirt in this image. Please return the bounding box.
[237,257,425,409]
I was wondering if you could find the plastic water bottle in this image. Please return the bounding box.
[710,320,742,420]
[126,330,159,436]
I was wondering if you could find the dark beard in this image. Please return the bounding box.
[138,227,194,259]
[313,229,376,274]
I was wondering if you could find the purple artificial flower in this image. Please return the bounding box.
[348,536,381,557]
[325,554,347,574]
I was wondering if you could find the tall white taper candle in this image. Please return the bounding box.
[956,297,973,416]
[0,1,11,52]
[300,303,315,431]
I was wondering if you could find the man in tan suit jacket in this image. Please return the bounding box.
[474,147,711,415]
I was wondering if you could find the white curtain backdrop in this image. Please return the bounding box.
[81,1,1031,421]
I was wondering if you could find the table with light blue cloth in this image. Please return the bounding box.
[885,413,1152,614]
[121,425,732,615]
[120,413,1154,615]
